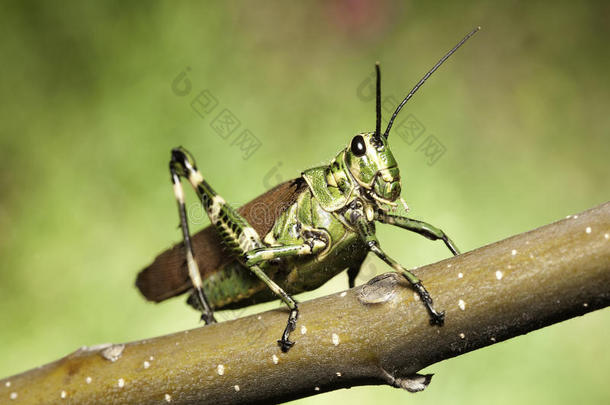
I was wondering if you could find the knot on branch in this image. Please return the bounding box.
[380,368,433,393]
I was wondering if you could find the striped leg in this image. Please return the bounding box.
[170,147,324,351]
[352,211,445,325]
[170,161,216,324]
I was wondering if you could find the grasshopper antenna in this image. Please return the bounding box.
[375,62,381,138]
[384,26,481,138]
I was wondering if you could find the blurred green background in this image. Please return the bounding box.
[0,1,608,404]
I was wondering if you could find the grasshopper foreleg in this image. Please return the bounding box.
[368,241,445,325]
[376,213,460,256]
[351,211,445,325]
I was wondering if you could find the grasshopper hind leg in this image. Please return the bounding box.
[169,152,217,325]
[170,146,326,351]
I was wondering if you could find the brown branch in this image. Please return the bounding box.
[2,202,609,405]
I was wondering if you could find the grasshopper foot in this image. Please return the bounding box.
[200,312,217,325]
[428,309,445,326]
[277,307,299,352]
[278,338,295,352]
[413,282,445,326]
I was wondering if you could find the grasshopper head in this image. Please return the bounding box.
[345,132,401,203]
[344,28,480,205]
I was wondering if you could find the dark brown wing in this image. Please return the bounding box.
[135,178,307,302]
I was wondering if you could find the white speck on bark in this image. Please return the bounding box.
[216,364,225,375]
[458,299,466,310]
[332,333,340,346]
[496,270,503,280]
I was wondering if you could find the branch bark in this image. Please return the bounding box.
[2,202,609,405]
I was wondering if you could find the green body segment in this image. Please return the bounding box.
[199,169,368,310]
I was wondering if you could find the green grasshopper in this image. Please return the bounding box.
[137,27,479,352]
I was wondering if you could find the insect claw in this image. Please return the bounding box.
[277,307,299,352]
[413,282,445,326]
[277,338,295,353]
[200,313,217,325]
[429,310,445,326]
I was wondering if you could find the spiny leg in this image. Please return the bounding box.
[171,147,262,256]
[245,239,327,268]
[352,211,444,325]
[377,212,460,256]
[169,163,216,324]
[171,146,326,351]
[368,242,444,325]
[243,234,328,351]
[247,263,299,351]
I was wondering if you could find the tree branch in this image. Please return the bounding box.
[2,202,609,405]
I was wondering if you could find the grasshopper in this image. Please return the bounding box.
[137,27,479,352]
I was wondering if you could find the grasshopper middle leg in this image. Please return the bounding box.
[244,233,328,351]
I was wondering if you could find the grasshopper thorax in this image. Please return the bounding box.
[344,132,401,205]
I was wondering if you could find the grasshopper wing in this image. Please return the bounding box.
[136,178,306,302]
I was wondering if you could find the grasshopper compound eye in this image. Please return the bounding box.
[351,135,366,156]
